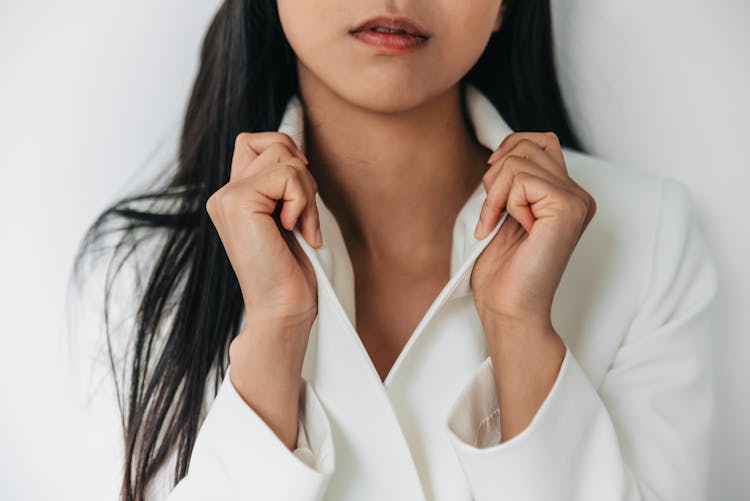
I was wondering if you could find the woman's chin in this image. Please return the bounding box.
[343,83,438,114]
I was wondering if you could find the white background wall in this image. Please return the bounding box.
[550,1,750,497]
[1,0,747,499]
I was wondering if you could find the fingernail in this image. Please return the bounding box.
[487,149,499,164]
[474,220,484,239]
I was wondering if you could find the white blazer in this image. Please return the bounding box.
[70,83,719,501]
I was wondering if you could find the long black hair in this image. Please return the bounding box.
[68,0,583,499]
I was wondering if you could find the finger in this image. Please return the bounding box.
[476,156,570,239]
[582,194,597,232]
[501,169,592,239]
[231,132,308,182]
[242,132,309,164]
[483,138,568,190]
[572,190,597,240]
[481,153,567,207]
[259,152,321,248]
[495,146,594,237]
[490,171,564,235]
[299,196,323,248]
[487,131,566,168]
[231,140,297,183]
[270,163,321,248]
[285,160,322,248]
[225,161,320,249]
[505,176,536,233]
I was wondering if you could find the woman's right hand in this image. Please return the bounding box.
[205,132,322,449]
[206,132,322,327]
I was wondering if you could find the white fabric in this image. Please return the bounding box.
[67,83,719,500]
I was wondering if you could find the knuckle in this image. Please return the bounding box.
[495,156,513,176]
[271,131,294,145]
[234,132,251,149]
[574,187,597,214]
[205,192,217,214]
[278,162,300,179]
[284,156,306,170]
[266,141,289,158]
[491,156,518,185]
[482,168,494,183]
[220,186,241,208]
[481,171,493,188]
[270,133,298,154]
[229,336,246,365]
[569,195,589,218]
[545,131,560,144]
[582,193,597,222]
[503,156,523,175]
[517,138,534,152]
[515,170,533,183]
[504,154,523,167]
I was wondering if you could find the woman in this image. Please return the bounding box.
[67,0,719,500]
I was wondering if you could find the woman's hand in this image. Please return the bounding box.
[205,132,322,450]
[470,132,596,442]
[471,132,596,333]
[206,132,322,326]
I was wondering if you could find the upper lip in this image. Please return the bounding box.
[349,15,431,38]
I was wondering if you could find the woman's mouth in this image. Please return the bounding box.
[349,27,429,53]
[349,16,431,54]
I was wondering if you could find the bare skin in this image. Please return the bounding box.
[350,240,453,383]
[347,150,484,383]
[302,84,494,382]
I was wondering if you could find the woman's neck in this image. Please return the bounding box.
[299,80,492,262]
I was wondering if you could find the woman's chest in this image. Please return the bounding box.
[352,257,452,382]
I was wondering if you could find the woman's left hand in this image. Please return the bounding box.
[471,132,597,335]
[470,131,596,441]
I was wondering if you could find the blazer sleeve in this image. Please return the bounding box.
[167,366,335,500]
[64,228,336,501]
[443,177,719,500]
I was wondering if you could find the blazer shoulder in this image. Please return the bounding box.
[549,149,714,383]
[561,148,698,229]
[563,147,665,198]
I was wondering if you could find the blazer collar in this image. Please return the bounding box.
[277,83,513,327]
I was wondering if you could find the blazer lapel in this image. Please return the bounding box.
[275,83,513,499]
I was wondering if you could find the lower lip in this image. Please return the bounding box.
[350,29,429,53]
